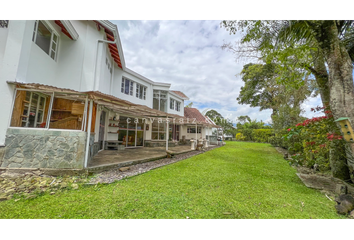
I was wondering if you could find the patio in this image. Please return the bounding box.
[87,145,215,172]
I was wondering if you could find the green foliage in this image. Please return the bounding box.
[282,107,345,171]
[205,109,235,137]
[235,133,245,141]
[0,142,343,219]
[252,129,274,143]
[235,129,274,143]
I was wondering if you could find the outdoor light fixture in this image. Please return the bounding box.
[335,117,354,143]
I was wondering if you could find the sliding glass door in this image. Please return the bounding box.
[118,116,145,148]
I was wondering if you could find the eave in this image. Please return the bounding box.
[94,20,125,69]
[54,20,79,40]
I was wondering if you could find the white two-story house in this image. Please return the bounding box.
[0,20,218,170]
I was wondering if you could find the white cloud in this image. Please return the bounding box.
[112,20,323,124]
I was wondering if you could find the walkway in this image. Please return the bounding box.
[88,145,204,172]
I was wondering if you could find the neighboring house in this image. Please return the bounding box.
[0,20,218,170]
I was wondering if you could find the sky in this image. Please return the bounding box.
[111,20,323,124]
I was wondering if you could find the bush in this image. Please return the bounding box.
[252,129,274,143]
[282,106,345,170]
[235,133,246,141]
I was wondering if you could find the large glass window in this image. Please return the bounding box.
[32,20,59,60]
[49,93,86,130]
[151,120,166,140]
[187,126,201,133]
[153,90,167,112]
[10,90,88,130]
[10,90,51,128]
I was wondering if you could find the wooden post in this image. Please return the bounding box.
[84,99,93,168]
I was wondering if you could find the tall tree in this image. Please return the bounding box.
[205,109,235,136]
[238,62,311,130]
[221,20,354,180]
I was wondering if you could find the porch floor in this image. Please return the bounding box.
[87,145,201,172]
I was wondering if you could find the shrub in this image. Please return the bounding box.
[235,133,246,141]
[252,129,274,143]
[282,106,345,170]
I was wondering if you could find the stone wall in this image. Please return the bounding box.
[0,128,87,169]
[144,140,179,147]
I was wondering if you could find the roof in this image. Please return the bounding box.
[93,20,123,69]
[54,21,79,40]
[8,81,219,127]
[171,91,189,100]
[184,108,222,128]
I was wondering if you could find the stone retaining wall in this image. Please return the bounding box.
[144,140,179,147]
[0,128,87,169]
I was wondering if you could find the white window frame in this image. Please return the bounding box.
[151,121,166,140]
[121,77,134,96]
[175,101,181,112]
[136,83,147,100]
[153,90,167,112]
[32,20,59,61]
[170,98,175,110]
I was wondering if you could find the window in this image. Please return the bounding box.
[151,121,166,140]
[32,20,59,60]
[175,101,181,112]
[170,98,175,110]
[10,90,88,130]
[153,90,167,112]
[10,90,51,128]
[121,77,133,96]
[187,126,201,133]
[136,83,147,100]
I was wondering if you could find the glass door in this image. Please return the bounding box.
[136,121,144,146]
[118,116,128,147]
[118,116,145,148]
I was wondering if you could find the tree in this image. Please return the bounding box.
[237,115,251,124]
[221,20,354,180]
[238,62,312,131]
[185,102,193,108]
[205,109,235,137]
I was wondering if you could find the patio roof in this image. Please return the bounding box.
[7,82,216,127]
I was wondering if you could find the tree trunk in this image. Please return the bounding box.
[308,49,350,180]
[321,21,354,181]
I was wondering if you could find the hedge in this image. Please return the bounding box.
[235,129,274,143]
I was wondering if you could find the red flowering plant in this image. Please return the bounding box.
[283,106,344,170]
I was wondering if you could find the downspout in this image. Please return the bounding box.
[93,38,117,91]
[110,61,115,95]
[166,120,169,151]
[84,99,93,168]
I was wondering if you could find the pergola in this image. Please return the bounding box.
[7,82,220,167]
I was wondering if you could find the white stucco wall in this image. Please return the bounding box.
[0,20,191,146]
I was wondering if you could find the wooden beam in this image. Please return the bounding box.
[106,34,114,41]
[108,44,118,52]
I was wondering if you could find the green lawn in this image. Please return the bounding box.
[0,142,343,219]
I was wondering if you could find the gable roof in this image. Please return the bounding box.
[93,20,124,69]
[171,90,189,100]
[184,107,209,123]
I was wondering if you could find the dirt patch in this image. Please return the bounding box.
[0,170,87,201]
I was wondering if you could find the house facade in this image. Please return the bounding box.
[0,20,218,170]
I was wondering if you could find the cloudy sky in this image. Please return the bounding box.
[112,20,322,124]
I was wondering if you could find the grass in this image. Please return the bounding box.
[0,142,343,219]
